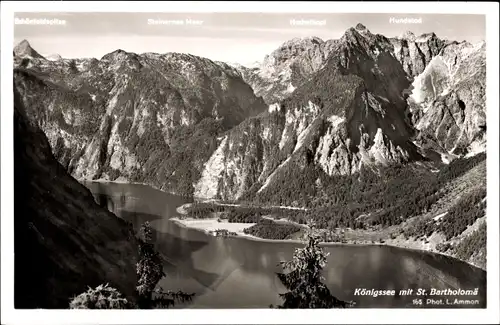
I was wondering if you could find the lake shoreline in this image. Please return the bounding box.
[172,203,385,247]
[174,203,486,271]
[80,178,188,198]
[82,180,485,271]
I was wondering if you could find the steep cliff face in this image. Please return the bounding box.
[386,30,486,159]
[408,41,486,157]
[14,44,267,196]
[14,86,139,308]
[390,31,446,78]
[194,25,422,201]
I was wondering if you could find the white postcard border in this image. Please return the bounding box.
[1,1,498,324]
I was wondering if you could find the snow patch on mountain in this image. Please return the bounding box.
[409,56,451,105]
[268,103,281,113]
[441,154,451,164]
[433,212,448,221]
[278,127,289,150]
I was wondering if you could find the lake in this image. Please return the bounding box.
[83,181,487,309]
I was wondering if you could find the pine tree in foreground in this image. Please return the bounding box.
[275,221,355,308]
[69,283,128,309]
[136,221,195,309]
[70,221,194,309]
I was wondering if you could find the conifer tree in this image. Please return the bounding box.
[70,221,194,309]
[275,221,355,308]
[136,221,166,308]
[69,283,129,309]
[136,221,195,309]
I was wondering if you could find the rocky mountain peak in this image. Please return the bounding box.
[391,30,446,78]
[395,31,442,45]
[339,24,394,59]
[279,36,325,48]
[100,49,133,61]
[269,36,325,61]
[400,31,416,41]
[355,23,368,31]
[343,26,361,39]
[46,53,63,61]
[341,24,376,45]
[99,49,144,72]
[416,32,439,42]
[406,34,486,156]
[14,39,45,59]
[17,39,30,47]
[237,35,338,104]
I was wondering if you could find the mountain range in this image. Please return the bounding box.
[13,24,487,273]
[13,23,485,199]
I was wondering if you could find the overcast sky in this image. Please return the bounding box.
[14,12,485,65]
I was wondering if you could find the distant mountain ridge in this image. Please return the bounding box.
[233,36,339,105]
[14,42,267,197]
[13,24,486,202]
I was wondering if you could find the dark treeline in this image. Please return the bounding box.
[452,222,486,261]
[256,162,441,229]
[129,117,223,197]
[254,153,486,230]
[438,187,486,240]
[437,152,486,183]
[186,154,486,238]
[186,203,305,224]
[186,203,263,222]
[243,219,302,240]
[403,187,486,240]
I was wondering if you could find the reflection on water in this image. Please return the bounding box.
[84,181,487,309]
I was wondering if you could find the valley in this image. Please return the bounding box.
[174,150,486,270]
[12,21,488,308]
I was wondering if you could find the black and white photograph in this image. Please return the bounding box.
[1,1,499,324]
